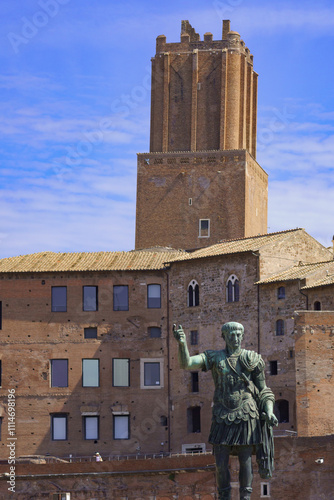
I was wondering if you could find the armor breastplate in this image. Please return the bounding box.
[211,353,259,423]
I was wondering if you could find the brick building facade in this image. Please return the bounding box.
[0,19,333,500]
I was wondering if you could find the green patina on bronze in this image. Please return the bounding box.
[173,321,277,500]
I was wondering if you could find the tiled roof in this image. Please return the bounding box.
[301,273,334,290]
[0,249,185,273]
[256,261,334,285]
[167,228,304,263]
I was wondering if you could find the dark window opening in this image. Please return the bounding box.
[160,415,168,426]
[147,284,161,308]
[274,399,289,423]
[269,360,278,375]
[0,301,2,330]
[190,330,198,345]
[149,327,161,338]
[276,319,284,336]
[314,301,321,311]
[191,372,199,392]
[277,286,285,299]
[199,219,210,237]
[84,327,97,339]
[51,359,68,387]
[51,287,67,312]
[83,286,98,311]
[144,362,160,386]
[113,285,129,311]
[187,406,201,433]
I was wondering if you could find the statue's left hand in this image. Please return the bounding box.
[262,412,278,427]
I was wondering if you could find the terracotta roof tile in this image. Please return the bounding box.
[0,249,185,273]
[167,228,304,263]
[256,260,334,285]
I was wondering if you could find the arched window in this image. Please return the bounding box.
[226,275,239,303]
[274,399,289,423]
[276,319,284,336]
[188,280,199,307]
[314,301,321,311]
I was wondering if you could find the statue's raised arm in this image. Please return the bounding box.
[172,324,205,370]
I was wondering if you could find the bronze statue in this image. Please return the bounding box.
[173,322,277,500]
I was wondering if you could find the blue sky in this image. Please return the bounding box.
[0,0,333,257]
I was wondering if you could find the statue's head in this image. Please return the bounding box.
[221,321,244,340]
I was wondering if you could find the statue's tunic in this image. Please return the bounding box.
[201,349,264,447]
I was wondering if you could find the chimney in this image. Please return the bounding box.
[223,20,231,39]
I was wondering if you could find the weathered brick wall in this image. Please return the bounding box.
[135,151,268,250]
[168,253,261,451]
[0,436,332,500]
[150,25,257,157]
[294,311,334,437]
[0,270,170,458]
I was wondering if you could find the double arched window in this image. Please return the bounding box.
[188,280,199,307]
[226,275,239,303]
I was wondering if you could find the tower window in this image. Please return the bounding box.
[188,280,199,307]
[199,219,210,238]
[226,275,239,302]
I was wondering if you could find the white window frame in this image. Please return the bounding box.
[199,219,210,238]
[261,482,271,497]
[140,358,164,389]
[187,279,199,307]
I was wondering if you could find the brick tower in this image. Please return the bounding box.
[135,20,268,250]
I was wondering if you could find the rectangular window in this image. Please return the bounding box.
[0,417,2,440]
[52,494,71,500]
[149,326,161,338]
[191,372,199,392]
[113,414,129,439]
[144,362,160,386]
[187,407,201,433]
[51,359,68,387]
[199,219,210,238]
[190,330,198,345]
[277,286,285,299]
[147,284,161,308]
[51,414,67,440]
[83,286,98,311]
[0,301,2,330]
[51,286,67,312]
[83,416,99,440]
[0,360,2,388]
[82,359,99,387]
[113,359,130,387]
[113,285,129,311]
[84,327,97,339]
[261,482,270,497]
[269,361,278,376]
